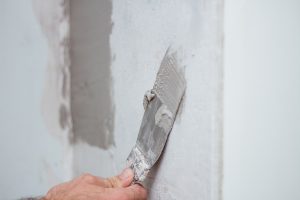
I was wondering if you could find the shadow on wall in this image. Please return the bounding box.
[70,0,114,149]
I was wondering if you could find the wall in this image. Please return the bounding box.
[0,0,224,199]
[110,1,223,199]
[71,0,223,199]
[1,0,300,199]
[223,0,300,199]
[0,0,72,199]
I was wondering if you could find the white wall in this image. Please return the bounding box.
[0,1,71,199]
[110,0,223,199]
[4,0,299,199]
[224,0,300,199]
[1,1,223,199]
[71,0,223,199]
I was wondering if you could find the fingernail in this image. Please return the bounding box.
[119,168,133,180]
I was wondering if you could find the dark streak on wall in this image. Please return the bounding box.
[70,0,114,149]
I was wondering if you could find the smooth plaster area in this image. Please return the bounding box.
[70,0,114,149]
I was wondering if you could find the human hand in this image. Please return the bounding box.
[42,168,147,200]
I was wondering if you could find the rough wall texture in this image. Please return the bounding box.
[110,0,223,199]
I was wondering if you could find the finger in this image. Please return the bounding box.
[79,173,108,187]
[103,184,147,200]
[104,168,134,188]
[119,184,148,200]
[125,184,148,200]
[118,168,134,187]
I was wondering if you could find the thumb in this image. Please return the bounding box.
[118,168,134,187]
[105,168,134,188]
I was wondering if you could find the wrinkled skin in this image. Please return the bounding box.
[42,168,147,200]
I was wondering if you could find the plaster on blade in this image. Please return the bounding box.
[127,48,186,183]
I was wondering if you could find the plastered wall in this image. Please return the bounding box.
[109,1,223,199]
[0,1,72,198]
[0,0,223,199]
[70,0,223,199]
[2,0,300,199]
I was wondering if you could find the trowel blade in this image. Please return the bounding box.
[127,49,186,183]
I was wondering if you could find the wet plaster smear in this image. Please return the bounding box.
[69,0,116,176]
[70,0,115,149]
[32,0,223,199]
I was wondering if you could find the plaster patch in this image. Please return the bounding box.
[69,0,115,149]
[143,90,156,110]
[59,104,68,129]
[155,105,174,133]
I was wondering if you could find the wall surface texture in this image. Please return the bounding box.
[0,0,72,199]
[110,0,223,199]
[71,1,223,200]
[2,0,300,199]
[0,0,223,199]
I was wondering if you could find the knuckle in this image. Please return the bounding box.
[81,173,95,182]
[107,176,121,187]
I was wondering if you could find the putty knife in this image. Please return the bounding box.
[127,48,186,183]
